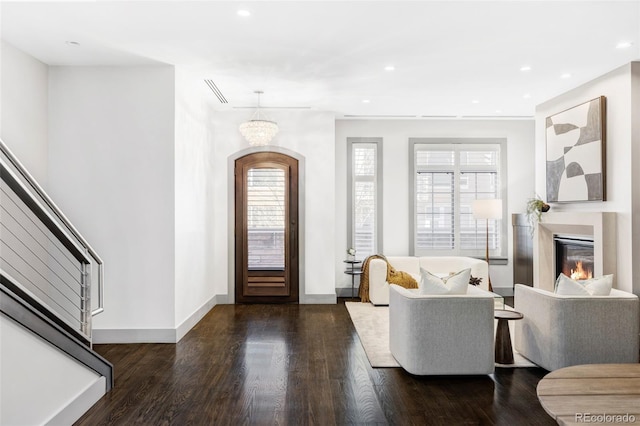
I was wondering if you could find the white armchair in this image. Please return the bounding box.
[514,284,640,371]
[389,284,495,375]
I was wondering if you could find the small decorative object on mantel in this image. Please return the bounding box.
[526,195,550,233]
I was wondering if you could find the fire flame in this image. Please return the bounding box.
[570,261,593,280]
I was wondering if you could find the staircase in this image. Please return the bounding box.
[0,138,113,425]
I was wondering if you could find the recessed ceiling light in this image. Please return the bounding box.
[561,73,572,79]
[520,66,532,72]
[65,41,80,46]
[495,109,502,114]
[471,100,480,104]
[523,93,531,99]
[616,41,633,49]
[362,99,370,103]
[384,65,395,71]
[237,10,251,17]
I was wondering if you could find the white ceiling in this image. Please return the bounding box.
[2,1,639,118]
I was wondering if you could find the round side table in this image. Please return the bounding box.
[494,309,524,364]
[343,260,362,300]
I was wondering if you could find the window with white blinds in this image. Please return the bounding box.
[348,139,382,259]
[413,142,505,257]
[246,167,285,270]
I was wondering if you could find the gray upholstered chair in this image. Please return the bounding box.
[514,284,640,371]
[389,284,495,375]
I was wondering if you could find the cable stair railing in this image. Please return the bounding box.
[0,138,112,390]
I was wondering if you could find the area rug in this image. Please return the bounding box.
[345,301,400,367]
[345,301,537,369]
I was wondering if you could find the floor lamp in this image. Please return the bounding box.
[472,199,502,292]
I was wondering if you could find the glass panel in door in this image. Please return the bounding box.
[246,167,285,270]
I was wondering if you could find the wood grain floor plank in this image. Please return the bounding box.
[76,301,556,425]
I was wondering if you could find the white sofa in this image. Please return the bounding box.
[389,284,495,375]
[514,284,640,371]
[368,256,489,305]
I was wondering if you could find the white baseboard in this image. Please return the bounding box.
[300,293,337,304]
[336,287,359,298]
[214,294,230,304]
[93,292,337,344]
[93,295,224,343]
[92,328,177,344]
[175,295,219,342]
[45,376,106,426]
[213,293,337,304]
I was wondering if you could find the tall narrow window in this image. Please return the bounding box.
[415,149,455,250]
[348,138,382,258]
[411,140,506,258]
[459,150,500,252]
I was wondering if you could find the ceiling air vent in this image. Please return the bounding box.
[204,79,228,104]
[233,106,311,110]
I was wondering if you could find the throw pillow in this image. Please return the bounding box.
[554,274,589,295]
[554,273,613,296]
[582,274,614,295]
[419,268,470,295]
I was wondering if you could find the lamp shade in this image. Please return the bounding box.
[472,199,502,220]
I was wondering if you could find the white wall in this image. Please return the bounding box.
[0,40,49,187]
[211,110,336,302]
[535,63,636,294]
[0,43,109,424]
[174,69,217,334]
[335,119,535,291]
[48,66,177,339]
[0,315,103,426]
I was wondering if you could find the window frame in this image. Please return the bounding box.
[409,138,508,259]
[347,137,383,258]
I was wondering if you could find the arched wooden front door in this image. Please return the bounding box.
[234,152,299,303]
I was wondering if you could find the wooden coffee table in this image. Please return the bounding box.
[537,364,640,425]
[494,309,523,364]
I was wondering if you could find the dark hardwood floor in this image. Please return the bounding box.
[77,299,554,425]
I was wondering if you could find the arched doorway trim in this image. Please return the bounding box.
[227,146,306,304]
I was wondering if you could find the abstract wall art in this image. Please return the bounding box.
[546,96,606,203]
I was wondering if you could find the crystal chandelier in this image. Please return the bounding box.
[239,91,279,146]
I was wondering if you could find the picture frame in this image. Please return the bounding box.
[545,96,606,203]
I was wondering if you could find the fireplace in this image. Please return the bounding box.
[535,212,615,291]
[554,235,594,281]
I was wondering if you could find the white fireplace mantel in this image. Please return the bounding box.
[533,212,617,291]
